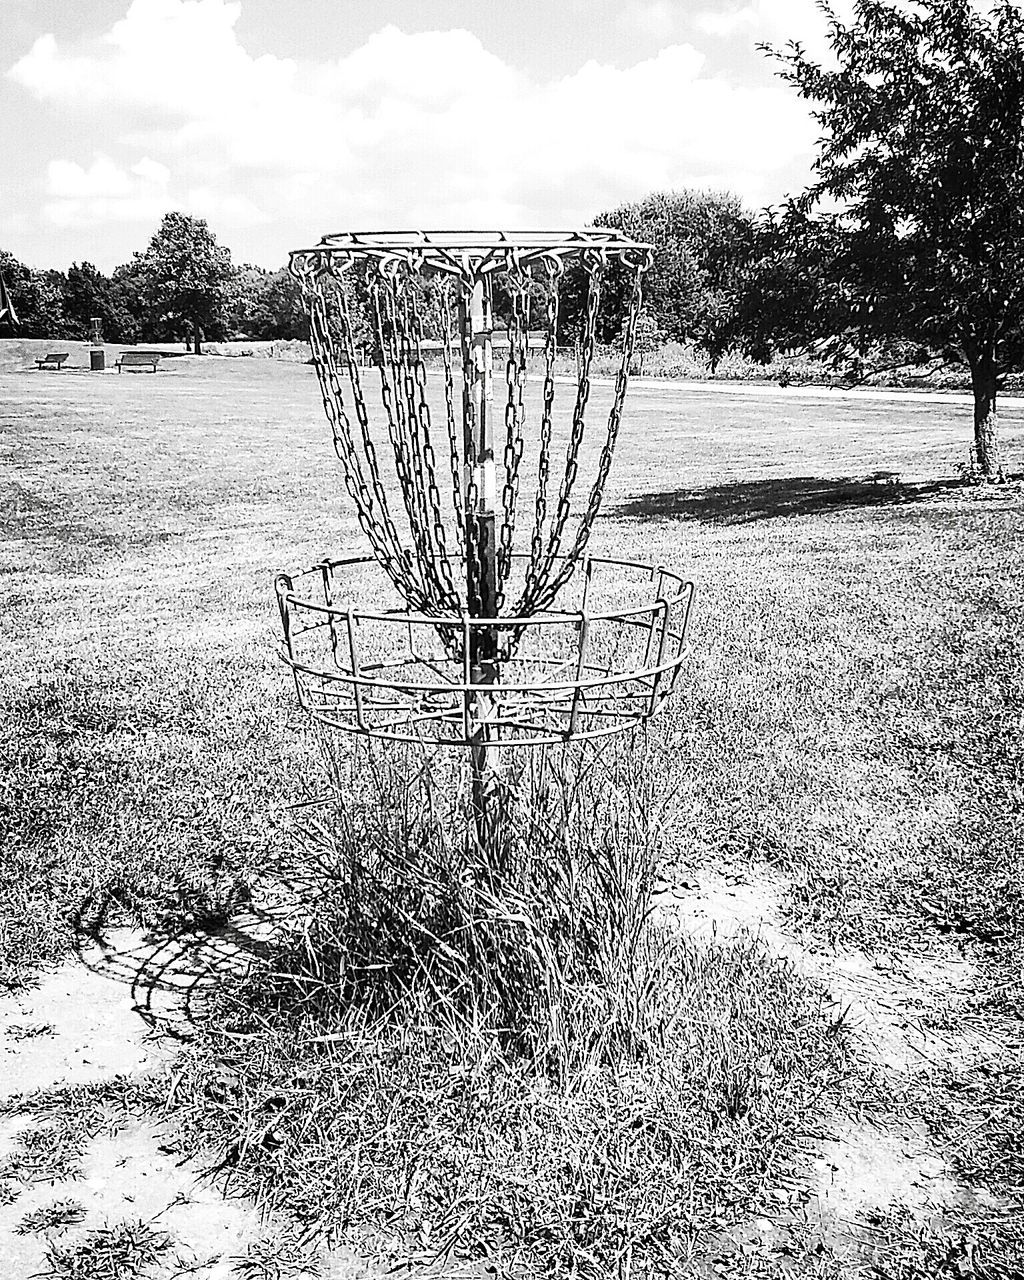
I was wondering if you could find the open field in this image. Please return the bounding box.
[1,352,1022,1276]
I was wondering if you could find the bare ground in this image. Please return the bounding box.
[2,864,1019,1277]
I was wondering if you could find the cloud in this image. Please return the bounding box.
[618,1,681,41]
[11,0,295,114]
[44,155,171,227]
[693,0,851,56]
[9,0,818,253]
[42,153,268,230]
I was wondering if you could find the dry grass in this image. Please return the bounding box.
[172,739,848,1275]
[39,1217,174,1280]
[15,1198,88,1236]
[2,349,1022,1274]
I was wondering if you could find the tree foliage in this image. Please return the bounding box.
[0,250,69,338]
[573,190,753,360]
[126,212,234,353]
[756,0,1024,476]
[63,261,139,343]
[219,263,310,341]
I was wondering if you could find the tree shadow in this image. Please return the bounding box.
[612,474,958,524]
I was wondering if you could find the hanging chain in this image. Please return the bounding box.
[372,275,437,601]
[295,245,650,659]
[456,282,482,615]
[439,280,467,574]
[496,261,529,606]
[519,258,562,613]
[522,253,649,614]
[300,267,428,608]
[405,282,460,607]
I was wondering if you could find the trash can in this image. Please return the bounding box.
[90,349,105,372]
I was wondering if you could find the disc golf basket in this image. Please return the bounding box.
[276,229,693,844]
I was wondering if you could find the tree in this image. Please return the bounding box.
[254,267,309,341]
[568,190,753,358]
[0,250,69,338]
[762,0,1024,478]
[128,212,234,354]
[64,261,138,343]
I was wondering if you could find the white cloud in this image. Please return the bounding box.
[42,152,268,229]
[44,154,171,226]
[9,0,818,251]
[693,0,850,57]
[11,0,295,114]
[619,1,681,41]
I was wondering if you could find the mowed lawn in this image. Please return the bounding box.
[1,355,1022,1263]
[3,357,1020,961]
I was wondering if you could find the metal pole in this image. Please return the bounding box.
[462,276,499,861]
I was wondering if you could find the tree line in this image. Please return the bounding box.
[2,1,1021,477]
[0,211,307,353]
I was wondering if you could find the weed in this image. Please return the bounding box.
[15,1198,88,1235]
[40,1218,174,1280]
[1,1122,85,1184]
[863,1205,1024,1280]
[7,1021,56,1040]
[176,740,848,1276]
[230,1233,321,1279]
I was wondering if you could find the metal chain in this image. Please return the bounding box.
[495,261,529,606]
[296,245,650,659]
[438,280,467,577]
[300,267,428,608]
[390,275,455,609]
[372,272,446,613]
[523,253,649,613]
[405,282,460,607]
[332,279,428,604]
[456,283,481,615]
[516,252,604,616]
[519,257,562,613]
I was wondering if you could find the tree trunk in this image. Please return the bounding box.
[192,319,202,356]
[968,347,1003,480]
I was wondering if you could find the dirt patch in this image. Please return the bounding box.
[657,865,1020,1260]
[0,919,376,1279]
[657,867,981,1074]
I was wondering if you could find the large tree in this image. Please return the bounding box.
[227,265,310,341]
[128,212,234,353]
[64,261,138,343]
[597,190,753,353]
[0,250,69,338]
[762,0,1024,478]
[558,190,753,357]
[0,248,70,335]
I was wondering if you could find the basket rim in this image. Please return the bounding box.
[275,553,693,629]
[289,228,653,275]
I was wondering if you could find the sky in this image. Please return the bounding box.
[1,0,840,272]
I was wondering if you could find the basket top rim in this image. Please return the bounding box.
[289,227,653,272]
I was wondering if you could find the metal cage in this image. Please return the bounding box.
[276,554,694,748]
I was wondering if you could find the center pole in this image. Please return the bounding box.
[462,276,500,862]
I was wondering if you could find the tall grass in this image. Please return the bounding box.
[275,739,682,1079]
[175,736,848,1274]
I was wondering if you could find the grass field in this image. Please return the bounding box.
[1,350,1022,1276]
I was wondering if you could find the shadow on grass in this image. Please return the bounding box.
[71,895,291,1041]
[613,474,958,524]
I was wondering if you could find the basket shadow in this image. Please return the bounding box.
[71,894,300,1041]
[612,474,956,524]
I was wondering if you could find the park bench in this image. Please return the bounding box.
[36,352,69,371]
[116,351,162,373]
